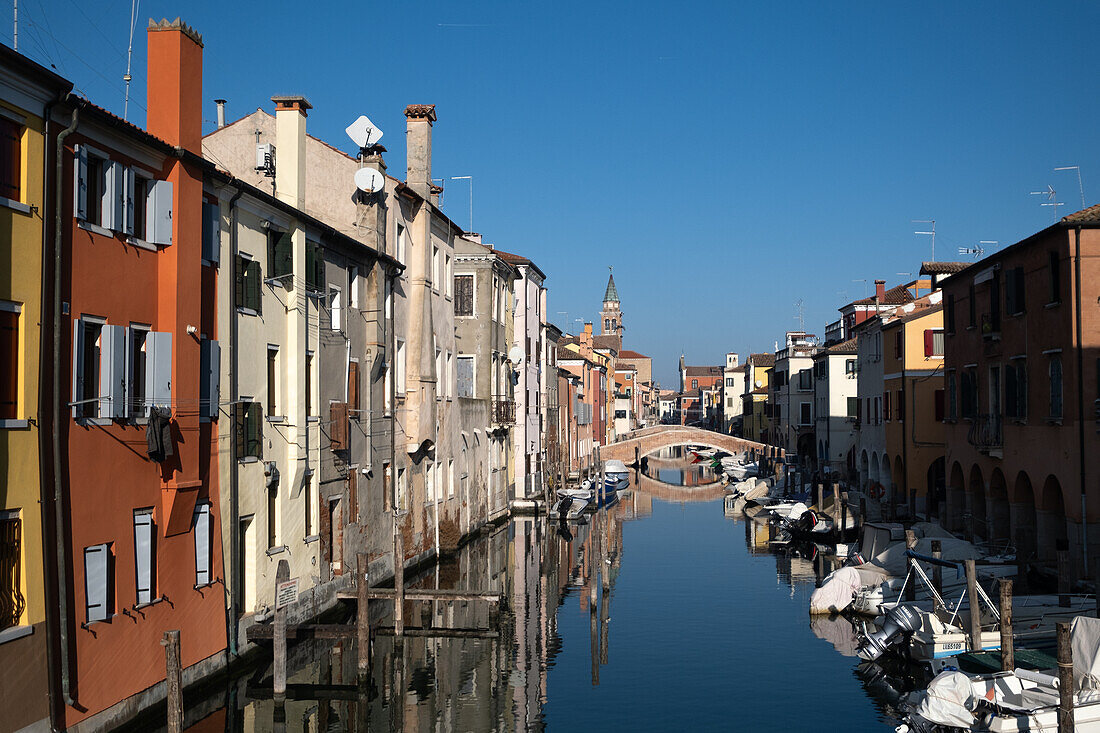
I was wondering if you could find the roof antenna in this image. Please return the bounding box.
[1030,185,1063,221]
[1054,166,1085,210]
[123,0,140,120]
[913,220,935,262]
[794,299,805,332]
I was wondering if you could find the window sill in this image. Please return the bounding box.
[1045,301,1061,310]
[0,419,29,429]
[194,582,215,591]
[307,416,320,423]
[201,258,218,268]
[264,277,289,289]
[266,415,286,424]
[0,196,31,215]
[126,236,157,252]
[77,220,114,238]
[966,326,977,332]
[133,597,163,611]
[238,456,260,464]
[303,534,319,544]
[75,417,112,427]
[266,545,288,556]
[0,624,33,645]
[236,307,260,317]
[1047,418,1064,426]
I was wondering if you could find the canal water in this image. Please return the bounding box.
[128,451,901,732]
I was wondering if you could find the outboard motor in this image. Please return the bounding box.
[858,604,922,661]
[557,496,573,520]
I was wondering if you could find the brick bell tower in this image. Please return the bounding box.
[600,266,622,339]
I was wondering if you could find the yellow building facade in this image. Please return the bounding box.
[0,47,71,732]
[741,364,772,444]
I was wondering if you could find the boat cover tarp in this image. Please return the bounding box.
[1073,616,1100,691]
[910,522,955,540]
[859,522,905,560]
[914,671,976,728]
[871,537,983,576]
[785,502,809,520]
[809,566,864,615]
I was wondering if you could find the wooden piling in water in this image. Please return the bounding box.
[965,559,983,652]
[394,521,405,636]
[815,483,824,512]
[831,483,841,532]
[273,559,289,700]
[999,579,1014,672]
[357,553,370,677]
[931,540,943,608]
[1058,549,1071,608]
[905,530,918,602]
[1058,621,1075,733]
[162,630,182,733]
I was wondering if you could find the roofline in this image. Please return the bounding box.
[0,43,72,92]
[946,218,1100,282]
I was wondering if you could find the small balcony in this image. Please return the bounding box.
[968,413,1003,452]
[492,398,516,426]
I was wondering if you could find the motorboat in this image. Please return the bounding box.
[900,616,1100,732]
[551,479,594,520]
[603,460,630,494]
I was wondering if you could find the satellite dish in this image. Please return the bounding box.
[354,167,385,193]
[345,115,383,148]
[755,380,763,388]
[508,346,524,365]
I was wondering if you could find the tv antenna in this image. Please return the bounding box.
[852,278,868,296]
[1054,166,1085,210]
[958,241,996,259]
[913,220,935,262]
[794,299,805,332]
[1030,185,1063,221]
[123,0,139,120]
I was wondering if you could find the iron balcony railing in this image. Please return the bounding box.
[492,398,516,425]
[968,413,1003,450]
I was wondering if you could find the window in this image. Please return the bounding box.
[454,275,474,316]
[306,242,324,292]
[873,396,880,425]
[83,543,112,623]
[1049,251,1061,304]
[846,396,858,419]
[348,360,360,417]
[934,389,945,422]
[396,340,406,394]
[457,355,475,398]
[130,174,148,240]
[199,338,220,420]
[883,391,891,421]
[235,401,263,459]
[448,460,455,498]
[0,307,18,419]
[235,255,262,314]
[329,286,342,331]
[384,276,392,320]
[432,245,440,290]
[1049,354,1063,419]
[692,379,698,389]
[266,229,292,279]
[946,294,956,334]
[193,503,212,586]
[1006,361,1027,420]
[894,331,902,359]
[305,472,315,537]
[799,369,812,390]
[924,329,944,357]
[845,359,856,375]
[968,285,976,327]
[397,467,407,512]
[348,266,359,309]
[396,223,406,265]
[306,352,314,416]
[74,319,102,419]
[726,377,734,387]
[202,199,220,264]
[267,347,279,415]
[1005,266,1025,315]
[267,480,278,549]
[426,462,435,504]
[445,255,452,297]
[445,352,453,399]
[947,372,957,419]
[0,511,24,629]
[898,391,905,422]
[0,116,20,202]
[127,326,148,418]
[133,509,156,605]
[961,369,978,419]
[383,463,392,512]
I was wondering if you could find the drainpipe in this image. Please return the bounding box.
[389,266,397,570]
[227,184,244,655]
[1074,225,1088,578]
[52,99,80,707]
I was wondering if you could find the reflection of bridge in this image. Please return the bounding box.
[602,425,773,464]
[627,469,729,503]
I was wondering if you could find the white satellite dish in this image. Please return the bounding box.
[354,167,385,193]
[345,115,383,148]
[755,380,763,388]
[508,346,524,365]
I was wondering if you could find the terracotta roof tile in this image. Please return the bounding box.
[747,353,775,367]
[920,261,969,275]
[851,281,917,306]
[1063,203,1100,223]
[684,365,722,376]
[618,349,649,359]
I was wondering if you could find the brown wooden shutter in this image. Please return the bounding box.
[319,495,331,563]
[348,470,358,524]
[924,329,934,358]
[330,402,348,451]
[348,361,360,414]
[0,310,17,420]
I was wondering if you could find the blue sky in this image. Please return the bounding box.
[19,0,1100,386]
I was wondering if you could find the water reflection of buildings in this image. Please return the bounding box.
[163,501,638,733]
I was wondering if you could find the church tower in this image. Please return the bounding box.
[601,266,622,338]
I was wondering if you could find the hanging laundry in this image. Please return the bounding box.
[146,406,174,463]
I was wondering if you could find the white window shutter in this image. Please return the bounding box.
[194,504,211,585]
[146,331,172,409]
[71,319,84,417]
[98,325,127,419]
[134,512,154,605]
[102,161,123,231]
[83,544,108,622]
[74,145,88,221]
[123,167,136,236]
[148,180,173,246]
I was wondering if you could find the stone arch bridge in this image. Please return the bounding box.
[601,425,774,465]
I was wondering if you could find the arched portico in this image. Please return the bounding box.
[1038,475,1068,563]
[989,469,1010,544]
[969,465,987,541]
[946,462,966,534]
[1011,471,1037,564]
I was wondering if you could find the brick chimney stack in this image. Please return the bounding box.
[875,279,886,301]
[146,18,203,153]
[272,96,311,209]
[404,104,436,199]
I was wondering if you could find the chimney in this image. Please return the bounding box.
[404,104,436,199]
[271,95,311,208]
[146,18,204,153]
[215,98,226,128]
[874,279,886,302]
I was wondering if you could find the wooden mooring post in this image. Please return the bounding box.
[394,519,405,636]
[273,559,290,701]
[1058,621,1075,733]
[904,530,918,602]
[357,553,370,677]
[965,559,984,652]
[931,540,943,609]
[1058,548,1071,608]
[999,579,1014,672]
[831,483,841,531]
[815,483,824,512]
[161,630,182,733]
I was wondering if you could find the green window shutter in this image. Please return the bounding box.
[269,230,292,279]
[234,256,244,309]
[247,260,263,314]
[233,402,244,458]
